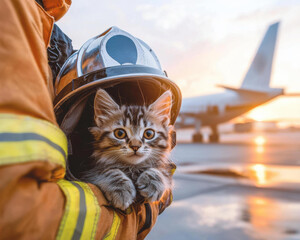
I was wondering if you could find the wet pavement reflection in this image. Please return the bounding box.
[147,131,300,240]
[179,163,300,189]
[148,181,300,240]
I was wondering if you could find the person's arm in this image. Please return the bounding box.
[0,1,171,239]
[0,152,171,239]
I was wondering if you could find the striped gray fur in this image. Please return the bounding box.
[80,89,174,210]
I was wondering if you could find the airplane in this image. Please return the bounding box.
[176,22,285,143]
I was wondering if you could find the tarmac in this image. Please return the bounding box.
[146,130,300,240]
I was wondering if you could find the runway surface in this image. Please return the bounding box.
[147,131,300,240]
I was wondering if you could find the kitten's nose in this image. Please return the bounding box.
[130,146,140,152]
[129,139,142,152]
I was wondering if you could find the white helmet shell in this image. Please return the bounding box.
[54,26,181,128]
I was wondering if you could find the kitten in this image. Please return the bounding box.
[80,89,175,210]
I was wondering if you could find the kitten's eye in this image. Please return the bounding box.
[143,129,155,139]
[114,129,127,139]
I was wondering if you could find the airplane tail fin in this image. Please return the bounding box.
[241,22,279,91]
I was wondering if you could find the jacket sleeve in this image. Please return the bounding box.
[0,1,172,239]
[0,113,172,239]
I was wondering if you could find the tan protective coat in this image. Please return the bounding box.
[0,1,171,239]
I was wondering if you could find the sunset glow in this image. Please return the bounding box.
[256,146,265,154]
[251,164,267,185]
[247,109,266,122]
[57,1,300,124]
[254,136,266,146]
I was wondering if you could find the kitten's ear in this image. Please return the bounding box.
[94,89,119,126]
[149,90,172,125]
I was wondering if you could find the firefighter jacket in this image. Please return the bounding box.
[0,0,172,239]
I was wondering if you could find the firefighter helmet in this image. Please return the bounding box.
[54,26,181,133]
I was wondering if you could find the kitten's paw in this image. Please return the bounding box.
[137,169,166,202]
[95,169,137,211]
[105,179,136,210]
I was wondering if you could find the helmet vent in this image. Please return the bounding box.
[106,35,138,65]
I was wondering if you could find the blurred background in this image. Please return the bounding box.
[57,1,300,239]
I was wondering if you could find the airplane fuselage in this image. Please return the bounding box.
[177,88,283,128]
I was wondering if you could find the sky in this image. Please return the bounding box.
[57,0,300,123]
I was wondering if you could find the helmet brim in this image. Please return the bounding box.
[54,65,182,126]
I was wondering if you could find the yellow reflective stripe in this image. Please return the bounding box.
[103,211,121,240]
[75,181,100,239]
[56,180,80,240]
[0,141,64,166]
[57,180,100,240]
[0,114,67,168]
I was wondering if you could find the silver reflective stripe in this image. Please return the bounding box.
[70,182,87,240]
[0,132,67,160]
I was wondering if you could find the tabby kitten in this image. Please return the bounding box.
[81,89,174,210]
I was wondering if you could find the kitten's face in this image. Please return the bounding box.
[90,89,173,165]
